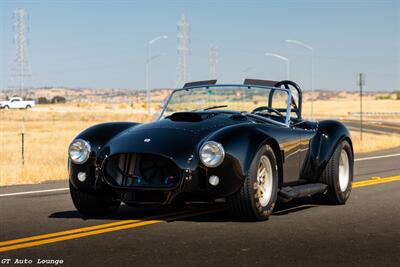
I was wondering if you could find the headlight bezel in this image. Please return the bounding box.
[68,139,91,164]
[199,141,225,168]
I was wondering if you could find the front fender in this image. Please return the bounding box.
[69,122,139,191]
[206,123,274,178]
[74,122,140,156]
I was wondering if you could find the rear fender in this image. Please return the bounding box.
[301,120,353,180]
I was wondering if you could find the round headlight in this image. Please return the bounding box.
[199,141,225,167]
[69,139,91,164]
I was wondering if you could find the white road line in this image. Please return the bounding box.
[1,153,399,197]
[0,188,69,197]
[355,153,400,162]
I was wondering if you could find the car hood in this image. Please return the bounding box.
[101,112,246,168]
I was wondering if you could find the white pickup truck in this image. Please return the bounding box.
[0,97,35,109]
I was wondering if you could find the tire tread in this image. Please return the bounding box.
[227,145,277,220]
[70,182,120,216]
[313,140,353,205]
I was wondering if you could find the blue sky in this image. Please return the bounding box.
[0,0,399,91]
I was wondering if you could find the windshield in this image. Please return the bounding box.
[159,85,291,122]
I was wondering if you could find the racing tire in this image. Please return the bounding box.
[4,106,9,109]
[69,181,121,216]
[227,144,278,221]
[312,140,353,205]
[26,105,31,109]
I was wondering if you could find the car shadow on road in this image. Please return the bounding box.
[175,197,320,223]
[49,205,186,221]
[49,197,320,222]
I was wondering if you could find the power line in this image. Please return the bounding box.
[177,14,190,87]
[9,8,31,95]
[210,45,217,80]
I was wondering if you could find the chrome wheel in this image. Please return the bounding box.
[338,149,350,192]
[256,155,273,207]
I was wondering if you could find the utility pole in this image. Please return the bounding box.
[358,73,365,140]
[146,35,167,114]
[210,45,217,80]
[177,14,190,87]
[21,120,25,166]
[11,8,31,96]
[285,40,314,118]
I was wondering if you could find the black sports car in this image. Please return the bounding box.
[68,79,353,220]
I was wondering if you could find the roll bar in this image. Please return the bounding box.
[243,79,303,120]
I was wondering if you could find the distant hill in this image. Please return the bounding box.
[0,87,173,103]
[0,87,398,103]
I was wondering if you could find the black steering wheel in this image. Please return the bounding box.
[251,106,283,117]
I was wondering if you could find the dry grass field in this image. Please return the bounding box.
[0,109,152,186]
[0,99,399,186]
[350,131,400,153]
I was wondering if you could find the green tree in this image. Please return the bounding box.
[37,97,50,104]
[51,96,66,104]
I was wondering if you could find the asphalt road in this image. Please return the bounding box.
[0,148,399,267]
[342,120,400,135]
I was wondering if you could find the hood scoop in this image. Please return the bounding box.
[168,112,216,122]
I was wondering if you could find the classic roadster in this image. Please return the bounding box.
[68,79,353,220]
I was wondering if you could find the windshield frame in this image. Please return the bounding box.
[158,84,292,127]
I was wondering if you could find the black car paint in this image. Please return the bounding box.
[69,110,352,203]
[301,120,353,182]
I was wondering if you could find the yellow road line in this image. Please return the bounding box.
[0,175,399,253]
[0,207,226,252]
[352,175,400,188]
[0,220,162,252]
[0,220,140,247]
[0,206,220,247]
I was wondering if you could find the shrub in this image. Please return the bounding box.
[51,96,66,104]
[37,97,50,104]
[375,95,391,100]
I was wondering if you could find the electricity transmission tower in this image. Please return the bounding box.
[177,14,190,87]
[10,8,31,95]
[210,45,217,80]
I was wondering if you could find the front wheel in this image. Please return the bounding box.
[69,181,121,216]
[312,140,353,204]
[227,145,278,221]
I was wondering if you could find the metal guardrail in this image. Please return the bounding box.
[348,112,400,116]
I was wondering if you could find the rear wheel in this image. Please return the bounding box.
[69,181,121,216]
[312,140,353,204]
[4,105,9,109]
[26,105,31,109]
[227,145,278,221]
